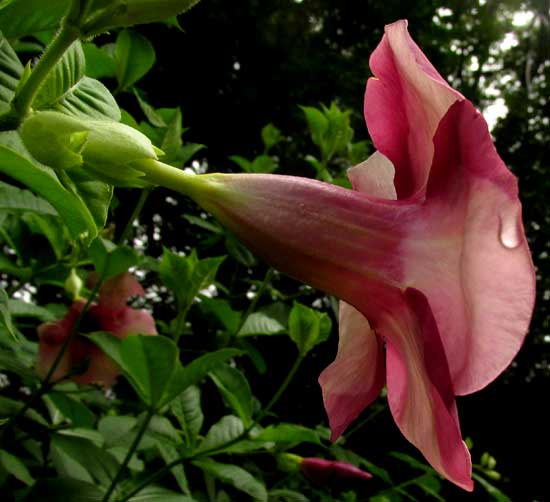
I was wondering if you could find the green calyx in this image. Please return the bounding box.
[20,111,160,187]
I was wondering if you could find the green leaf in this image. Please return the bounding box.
[300,105,328,148]
[472,473,511,502]
[119,334,179,407]
[115,29,156,91]
[87,331,124,368]
[7,299,55,321]
[22,212,68,259]
[0,448,34,485]
[414,475,444,501]
[88,237,140,279]
[200,297,241,333]
[177,142,205,166]
[127,486,198,502]
[268,489,309,502]
[209,364,253,427]
[254,424,320,446]
[0,180,57,215]
[159,248,224,319]
[148,416,189,494]
[183,213,223,234]
[0,395,48,424]
[34,41,85,108]
[0,32,23,114]
[0,132,99,241]
[389,452,433,472]
[288,302,331,356]
[170,385,203,448]
[26,477,105,501]
[98,415,138,449]
[197,415,244,453]
[134,89,166,127]
[224,232,257,267]
[82,42,117,79]
[102,0,203,31]
[33,41,119,121]
[66,172,113,231]
[229,155,253,172]
[51,76,120,120]
[260,123,282,152]
[50,433,119,486]
[46,392,95,428]
[251,154,278,173]
[238,311,285,337]
[192,458,267,502]
[0,288,15,339]
[0,0,70,39]
[164,348,242,404]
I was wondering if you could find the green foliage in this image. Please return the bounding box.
[288,301,331,357]
[192,458,267,501]
[0,32,23,114]
[115,29,156,92]
[0,0,69,39]
[89,237,140,279]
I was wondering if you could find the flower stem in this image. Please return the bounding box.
[10,1,82,124]
[262,354,304,418]
[118,187,153,244]
[102,408,155,502]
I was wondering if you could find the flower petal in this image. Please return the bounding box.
[98,273,145,309]
[406,100,536,394]
[365,20,462,198]
[383,288,473,491]
[319,302,385,440]
[36,302,84,381]
[91,305,157,336]
[347,151,397,200]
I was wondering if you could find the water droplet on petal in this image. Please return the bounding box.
[499,205,521,249]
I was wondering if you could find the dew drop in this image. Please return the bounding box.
[499,205,521,249]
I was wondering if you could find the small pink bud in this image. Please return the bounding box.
[300,458,372,484]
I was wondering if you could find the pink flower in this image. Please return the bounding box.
[37,273,156,387]
[175,21,535,490]
[300,457,372,484]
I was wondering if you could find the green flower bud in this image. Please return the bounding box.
[64,268,83,300]
[20,111,161,187]
[277,453,303,473]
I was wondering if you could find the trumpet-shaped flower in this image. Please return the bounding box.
[37,273,156,386]
[148,20,535,490]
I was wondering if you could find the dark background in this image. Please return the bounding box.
[115,1,549,500]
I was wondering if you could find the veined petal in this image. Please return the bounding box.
[319,302,385,440]
[365,19,462,199]
[383,288,472,491]
[406,100,536,394]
